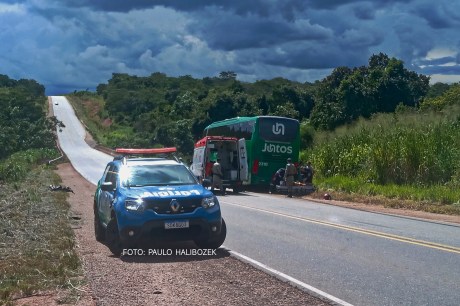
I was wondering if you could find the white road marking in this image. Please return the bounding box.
[224,247,354,306]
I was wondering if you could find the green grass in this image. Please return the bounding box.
[301,106,460,215]
[0,164,84,304]
[313,175,460,215]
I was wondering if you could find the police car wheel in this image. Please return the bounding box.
[106,218,123,256]
[194,219,227,249]
[94,209,105,242]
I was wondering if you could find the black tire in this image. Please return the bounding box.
[194,219,227,249]
[94,209,105,242]
[106,218,123,256]
[232,186,240,194]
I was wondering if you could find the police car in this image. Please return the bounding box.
[93,147,226,255]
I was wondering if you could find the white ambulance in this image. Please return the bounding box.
[190,136,248,193]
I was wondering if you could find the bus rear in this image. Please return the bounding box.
[204,116,300,187]
[249,117,300,186]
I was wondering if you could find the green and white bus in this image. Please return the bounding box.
[204,116,300,186]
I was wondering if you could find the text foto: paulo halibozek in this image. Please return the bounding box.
[121,248,218,256]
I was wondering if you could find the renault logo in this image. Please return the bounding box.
[170,199,180,213]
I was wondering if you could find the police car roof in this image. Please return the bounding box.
[118,158,181,166]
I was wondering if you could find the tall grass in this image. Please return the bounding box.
[301,108,460,207]
[304,111,460,186]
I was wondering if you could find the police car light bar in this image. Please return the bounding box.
[115,147,177,154]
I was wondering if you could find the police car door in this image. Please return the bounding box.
[101,164,117,224]
[238,138,248,181]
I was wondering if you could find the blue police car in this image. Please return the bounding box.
[93,148,226,255]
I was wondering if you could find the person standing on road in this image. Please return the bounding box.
[284,158,297,198]
[211,158,225,195]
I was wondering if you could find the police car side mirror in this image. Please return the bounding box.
[202,179,211,188]
[101,182,114,192]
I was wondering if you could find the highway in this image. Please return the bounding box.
[51,96,460,306]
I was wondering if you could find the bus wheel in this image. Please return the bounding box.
[232,186,240,193]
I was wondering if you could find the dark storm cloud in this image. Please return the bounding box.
[1,0,459,95]
[251,41,368,70]
[40,0,283,14]
[352,4,376,20]
[189,15,331,51]
[414,3,452,29]
[37,0,367,19]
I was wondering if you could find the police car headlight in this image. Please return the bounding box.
[201,196,216,209]
[125,198,145,211]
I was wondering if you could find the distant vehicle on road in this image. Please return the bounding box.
[93,147,226,255]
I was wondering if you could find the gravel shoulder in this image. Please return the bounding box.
[54,162,330,306]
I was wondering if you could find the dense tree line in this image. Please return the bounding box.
[90,53,432,154]
[0,74,57,160]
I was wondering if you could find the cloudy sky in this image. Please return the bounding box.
[1,0,459,95]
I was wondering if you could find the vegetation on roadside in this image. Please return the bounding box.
[0,75,60,160]
[0,75,84,304]
[0,156,84,304]
[310,176,460,215]
[301,105,460,214]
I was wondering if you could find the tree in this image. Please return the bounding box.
[311,54,429,130]
[219,71,237,80]
[0,76,55,159]
[425,82,451,99]
[205,90,238,122]
[310,67,352,129]
[272,102,299,118]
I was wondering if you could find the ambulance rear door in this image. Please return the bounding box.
[238,138,248,181]
[191,146,205,178]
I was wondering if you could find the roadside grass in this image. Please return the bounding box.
[312,175,460,215]
[0,163,84,304]
[66,93,108,145]
[302,108,460,216]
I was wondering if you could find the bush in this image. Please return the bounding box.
[0,148,59,181]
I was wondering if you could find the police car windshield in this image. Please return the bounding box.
[121,164,198,187]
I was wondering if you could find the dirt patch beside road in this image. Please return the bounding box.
[55,163,329,306]
[303,194,460,225]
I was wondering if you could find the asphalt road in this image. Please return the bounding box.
[51,96,460,306]
[52,96,112,184]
